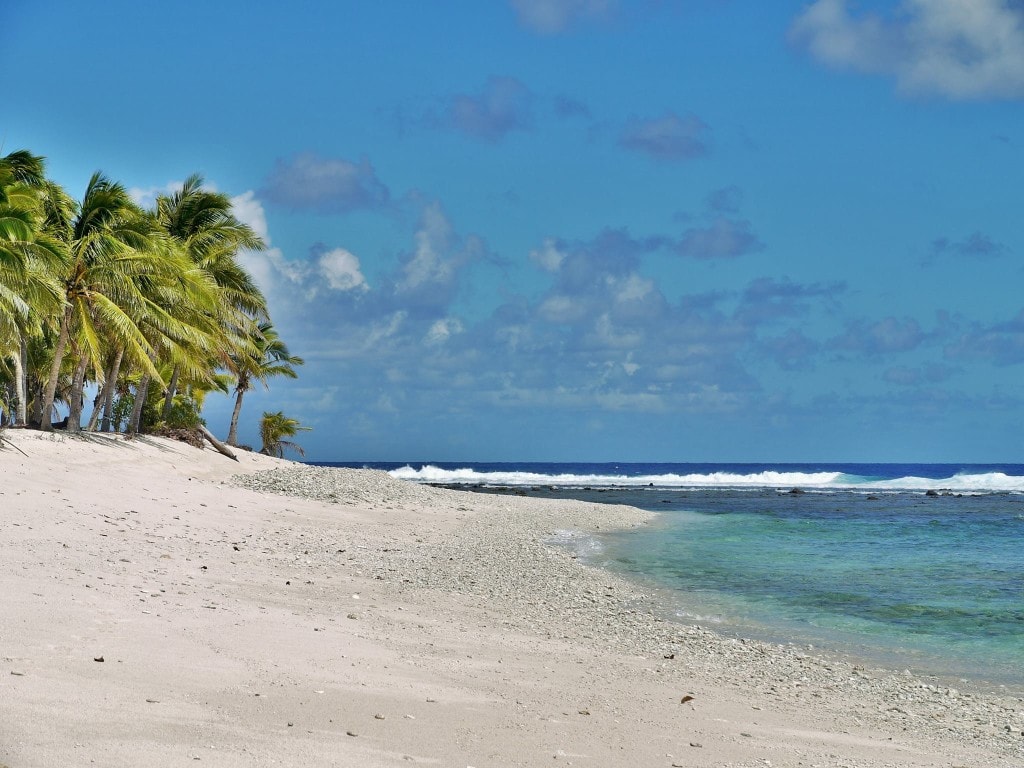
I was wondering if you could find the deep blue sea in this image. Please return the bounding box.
[315,461,1024,688]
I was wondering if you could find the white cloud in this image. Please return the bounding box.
[791,0,1024,99]
[231,190,270,241]
[318,247,368,292]
[529,237,567,272]
[232,190,369,300]
[425,317,465,345]
[510,0,613,34]
[398,201,455,292]
[366,311,408,349]
[230,190,302,295]
[539,294,588,323]
[260,153,390,213]
[611,273,654,303]
[128,180,185,209]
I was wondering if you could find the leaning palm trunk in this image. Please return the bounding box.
[40,308,72,431]
[128,373,151,435]
[225,386,246,446]
[161,364,181,420]
[87,347,123,432]
[66,353,89,433]
[85,389,104,431]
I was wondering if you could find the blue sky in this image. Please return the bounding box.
[4,0,1024,462]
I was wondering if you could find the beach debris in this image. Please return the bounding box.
[346,730,358,737]
[689,742,703,748]
[664,653,675,659]
[10,671,24,676]
[93,656,104,663]
[374,713,386,720]
[578,709,590,715]
[680,695,694,704]
[346,613,358,619]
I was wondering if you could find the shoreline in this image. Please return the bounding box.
[2,432,1022,766]
[413,480,1024,696]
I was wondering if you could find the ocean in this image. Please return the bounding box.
[314,461,1024,689]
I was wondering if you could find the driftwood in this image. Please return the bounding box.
[199,425,238,461]
[0,432,28,457]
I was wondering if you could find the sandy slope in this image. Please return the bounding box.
[0,430,1020,767]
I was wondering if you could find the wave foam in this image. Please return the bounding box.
[388,465,1024,493]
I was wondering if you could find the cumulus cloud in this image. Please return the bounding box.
[831,316,927,355]
[930,231,1007,260]
[398,203,457,292]
[128,180,185,209]
[230,190,270,241]
[316,247,368,292]
[619,111,711,161]
[736,277,845,324]
[260,152,390,213]
[791,0,1024,99]
[529,238,568,272]
[883,363,958,385]
[445,76,534,142]
[230,190,305,296]
[675,217,764,260]
[553,93,593,119]
[510,0,614,34]
[761,329,821,370]
[945,309,1024,365]
[231,191,370,301]
[706,185,744,214]
[425,317,465,345]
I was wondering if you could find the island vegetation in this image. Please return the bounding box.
[0,149,308,455]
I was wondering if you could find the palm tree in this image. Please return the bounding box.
[153,175,267,420]
[259,410,310,458]
[0,153,67,426]
[39,173,177,432]
[225,321,303,446]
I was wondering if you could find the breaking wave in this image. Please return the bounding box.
[388,465,1024,493]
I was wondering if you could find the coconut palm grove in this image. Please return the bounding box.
[0,149,307,455]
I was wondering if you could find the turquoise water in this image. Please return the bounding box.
[321,462,1024,687]
[589,489,1024,686]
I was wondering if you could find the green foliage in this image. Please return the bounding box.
[157,394,205,431]
[109,393,134,433]
[0,148,303,442]
[259,411,310,458]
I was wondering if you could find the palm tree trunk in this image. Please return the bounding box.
[66,353,89,433]
[128,373,151,435]
[161,364,180,420]
[85,388,104,432]
[226,387,246,446]
[28,378,43,428]
[40,308,72,432]
[91,347,124,432]
[13,336,27,426]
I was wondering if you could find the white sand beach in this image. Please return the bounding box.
[1,431,1021,767]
